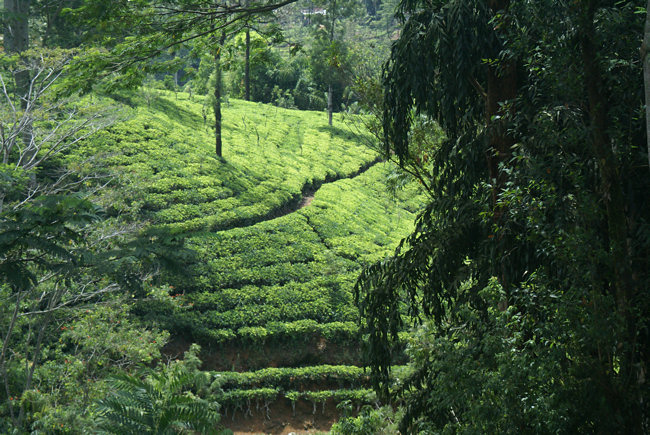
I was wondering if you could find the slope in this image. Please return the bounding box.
[72,90,421,432]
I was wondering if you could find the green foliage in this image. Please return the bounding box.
[212,364,377,390]
[0,194,100,290]
[309,36,353,110]
[223,32,318,108]
[392,276,635,433]
[219,388,280,407]
[37,1,86,48]
[2,3,421,433]
[61,0,300,94]
[0,47,189,434]
[292,389,376,405]
[217,387,376,417]
[58,305,169,370]
[357,0,650,432]
[331,403,398,435]
[80,91,377,225]
[95,345,225,434]
[207,363,405,419]
[20,304,170,433]
[81,90,420,347]
[383,0,496,159]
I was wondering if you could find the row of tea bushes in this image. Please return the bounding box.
[77,91,378,229]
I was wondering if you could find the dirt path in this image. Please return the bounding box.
[267,156,382,220]
[299,195,314,208]
[219,157,382,233]
[198,159,383,433]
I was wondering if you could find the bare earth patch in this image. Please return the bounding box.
[300,195,314,208]
[229,397,341,434]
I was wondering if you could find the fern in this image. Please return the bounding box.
[94,364,226,435]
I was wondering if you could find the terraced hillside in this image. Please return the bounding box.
[76,90,421,433]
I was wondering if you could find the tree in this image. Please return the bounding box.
[213,30,227,158]
[309,32,352,125]
[244,0,252,101]
[245,22,252,101]
[240,10,284,102]
[212,13,282,155]
[33,0,87,48]
[0,49,150,431]
[364,0,381,16]
[65,0,300,158]
[0,6,202,432]
[0,194,101,428]
[0,46,194,434]
[4,0,34,162]
[0,52,117,207]
[356,0,649,432]
[4,1,30,54]
[309,0,359,125]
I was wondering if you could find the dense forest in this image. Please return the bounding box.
[1,0,649,434]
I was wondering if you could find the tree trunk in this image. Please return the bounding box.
[245,26,251,101]
[485,61,517,208]
[578,2,638,432]
[580,0,631,337]
[4,0,33,165]
[327,84,333,126]
[641,0,650,173]
[4,0,30,53]
[328,0,336,126]
[214,30,227,158]
[484,0,517,294]
[485,0,517,209]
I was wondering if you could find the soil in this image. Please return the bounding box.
[162,338,365,433]
[299,195,314,208]
[227,397,342,435]
[162,336,363,372]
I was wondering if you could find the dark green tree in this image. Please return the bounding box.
[32,0,87,48]
[356,0,649,432]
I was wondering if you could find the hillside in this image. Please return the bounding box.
[3,1,648,433]
[71,90,421,433]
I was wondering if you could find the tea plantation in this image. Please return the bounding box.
[73,90,421,429]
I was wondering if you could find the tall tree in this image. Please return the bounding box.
[65,0,299,158]
[357,0,649,432]
[3,0,33,162]
[309,0,358,125]
[244,0,252,101]
[245,24,251,100]
[4,0,30,53]
[213,30,227,157]
[32,0,86,48]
